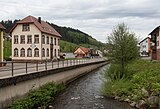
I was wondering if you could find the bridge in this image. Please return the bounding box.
[0,58,107,108]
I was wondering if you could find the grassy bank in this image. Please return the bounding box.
[8,83,65,109]
[4,39,12,60]
[102,60,160,108]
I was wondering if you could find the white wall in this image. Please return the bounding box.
[41,33,60,60]
[0,31,3,62]
[12,24,61,61]
[12,24,42,60]
[139,38,149,56]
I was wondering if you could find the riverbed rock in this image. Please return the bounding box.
[71,96,80,100]
[115,96,120,100]
[147,96,159,108]
[48,105,53,109]
[124,98,130,102]
[95,95,104,99]
[141,88,149,97]
[130,102,136,107]
[135,100,147,109]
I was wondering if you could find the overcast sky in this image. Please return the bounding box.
[0,0,160,43]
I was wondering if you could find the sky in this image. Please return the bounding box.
[0,0,160,43]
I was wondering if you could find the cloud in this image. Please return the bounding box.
[0,0,160,42]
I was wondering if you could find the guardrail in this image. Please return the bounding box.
[0,58,105,79]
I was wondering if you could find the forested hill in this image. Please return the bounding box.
[48,22,105,49]
[1,20,105,52]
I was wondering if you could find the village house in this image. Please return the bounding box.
[139,37,151,57]
[149,26,160,60]
[74,46,90,58]
[0,24,6,66]
[96,50,103,57]
[10,15,61,62]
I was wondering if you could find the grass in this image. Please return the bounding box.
[3,39,12,60]
[8,83,65,109]
[102,59,160,107]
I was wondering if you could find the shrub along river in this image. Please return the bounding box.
[51,65,135,109]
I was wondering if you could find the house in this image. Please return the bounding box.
[139,37,151,57]
[96,50,103,57]
[149,26,160,60]
[0,24,6,66]
[10,15,61,62]
[74,46,90,58]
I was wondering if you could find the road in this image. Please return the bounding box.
[0,58,105,79]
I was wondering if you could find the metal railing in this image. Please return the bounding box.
[0,58,105,79]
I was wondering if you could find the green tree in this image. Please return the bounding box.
[107,23,139,79]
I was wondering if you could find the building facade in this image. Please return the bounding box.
[0,24,5,66]
[139,37,150,56]
[74,47,90,58]
[149,26,160,60]
[10,15,61,62]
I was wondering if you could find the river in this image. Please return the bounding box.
[51,65,135,109]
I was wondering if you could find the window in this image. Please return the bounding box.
[51,37,53,44]
[58,39,60,45]
[58,49,60,56]
[20,48,25,57]
[14,35,18,44]
[22,24,30,31]
[157,41,159,46]
[14,48,18,57]
[20,35,25,44]
[34,48,39,57]
[54,38,56,45]
[47,48,49,57]
[27,35,32,44]
[55,49,57,57]
[47,36,49,44]
[34,35,39,44]
[42,35,45,44]
[42,48,45,57]
[27,48,32,57]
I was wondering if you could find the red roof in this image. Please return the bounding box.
[10,15,61,37]
[79,47,89,53]
[74,46,89,55]
[0,24,6,30]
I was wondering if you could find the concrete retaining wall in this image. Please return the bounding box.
[0,61,107,108]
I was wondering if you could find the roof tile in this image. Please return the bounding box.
[0,23,6,30]
[12,15,61,37]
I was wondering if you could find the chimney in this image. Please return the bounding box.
[38,17,41,23]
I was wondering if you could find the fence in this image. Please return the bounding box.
[0,58,104,79]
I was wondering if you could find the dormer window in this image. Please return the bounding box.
[22,24,30,31]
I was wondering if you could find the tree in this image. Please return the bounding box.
[107,23,139,79]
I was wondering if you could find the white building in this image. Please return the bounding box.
[10,15,61,62]
[139,37,151,56]
[96,50,103,57]
[0,24,5,66]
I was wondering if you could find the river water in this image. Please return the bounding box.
[51,65,135,109]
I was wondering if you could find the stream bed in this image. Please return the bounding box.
[51,65,135,109]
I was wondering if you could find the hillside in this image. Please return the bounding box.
[1,20,105,53]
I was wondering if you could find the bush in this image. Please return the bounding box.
[107,23,139,79]
[8,83,65,109]
[103,60,160,103]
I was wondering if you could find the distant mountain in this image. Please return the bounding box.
[1,20,105,52]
